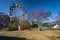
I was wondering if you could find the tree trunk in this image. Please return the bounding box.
[38,23,43,31]
[37,21,43,31]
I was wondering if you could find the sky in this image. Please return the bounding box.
[0,0,60,22]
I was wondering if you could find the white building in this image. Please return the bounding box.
[53,24,59,28]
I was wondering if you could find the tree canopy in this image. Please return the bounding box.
[29,9,51,28]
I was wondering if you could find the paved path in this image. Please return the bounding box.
[0,31,5,34]
[0,29,6,35]
[0,36,26,40]
[6,31,26,37]
[0,30,27,40]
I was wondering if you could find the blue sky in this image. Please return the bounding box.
[0,0,60,22]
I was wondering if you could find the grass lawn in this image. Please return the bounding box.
[0,28,60,40]
[16,28,60,40]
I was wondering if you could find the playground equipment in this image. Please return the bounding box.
[8,3,28,31]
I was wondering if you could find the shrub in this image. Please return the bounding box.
[31,24,38,28]
[40,27,48,31]
[6,23,18,31]
[24,24,30,29]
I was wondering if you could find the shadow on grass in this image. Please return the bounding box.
[0,36,26,40]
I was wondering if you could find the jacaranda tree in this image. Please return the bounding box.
[55,10,60,21]
[30,9,51,30]
[0,12,10,27]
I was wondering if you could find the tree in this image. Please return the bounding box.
[29,9,51,30]
[0,12,10,28]
[54,10,60,25]
[55,10,60,21]
[43,23,52,28]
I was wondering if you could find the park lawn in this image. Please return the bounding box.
[17,29,60,40]
[0,28,60,40]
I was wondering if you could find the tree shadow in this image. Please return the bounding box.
[0,36,26,40]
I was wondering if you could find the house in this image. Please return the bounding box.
[53,24,59,28]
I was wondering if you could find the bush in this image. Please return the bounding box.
[6,23,18,31]
[40,27,48,31]
[31,24,38,28]
[24,24,30,29]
